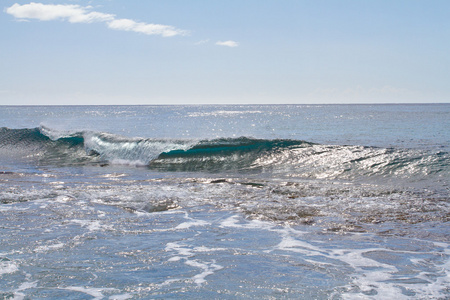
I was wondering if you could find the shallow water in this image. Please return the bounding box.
[0,104,449,299]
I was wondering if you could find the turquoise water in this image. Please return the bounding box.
[0,104,449,299]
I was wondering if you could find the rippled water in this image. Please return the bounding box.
[0,104,449,299]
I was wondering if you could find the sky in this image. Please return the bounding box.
[1,0,449,105]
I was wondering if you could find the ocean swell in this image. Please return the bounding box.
[0,126,448,185]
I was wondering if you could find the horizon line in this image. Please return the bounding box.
[1,102,449,107]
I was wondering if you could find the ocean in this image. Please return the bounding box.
[0,104,448,299]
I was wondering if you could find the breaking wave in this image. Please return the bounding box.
[0,126,448,184]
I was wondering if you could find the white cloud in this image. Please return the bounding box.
[194,39,210,45]
[107,18,136,31]
[216,40,239,47]
[5,2,188,37]
[5,3,114,23]
[108,18,187,37]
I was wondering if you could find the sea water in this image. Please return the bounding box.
[0,104,448,299]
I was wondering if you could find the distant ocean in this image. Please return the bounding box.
[1,104,449,299]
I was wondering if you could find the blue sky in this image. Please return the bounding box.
[1,0,449,105]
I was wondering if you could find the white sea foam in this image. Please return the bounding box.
[0,259,19,276]
[34,242,66,253]
[175,219,209,229]
[165,240,225,286]
[109,158,148,167]
[0,205,12,212]
[219,215,274,230]
[71,219,112,232]
[61,286,118,300]
[193,246,227,252]
[274,233,411,298]
[109,293,133,300]
[99,173,128,179]
[11,280,38,300]
[336,250,403,299]
[54,195,75,203]
[165,242,194,257]
[275,235,324,256]
[218,213,450,299]
[1,104,448,299]
[185,259,223,285]
[48,181,65,185]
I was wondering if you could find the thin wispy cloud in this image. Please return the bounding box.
[216,40,239,47]
[5,2,188,37]
[194,39,210,45]
[107,19,185,37]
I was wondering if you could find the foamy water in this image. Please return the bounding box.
[0,105,448,298]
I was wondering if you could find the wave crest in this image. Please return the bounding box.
[0,127,448,184]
